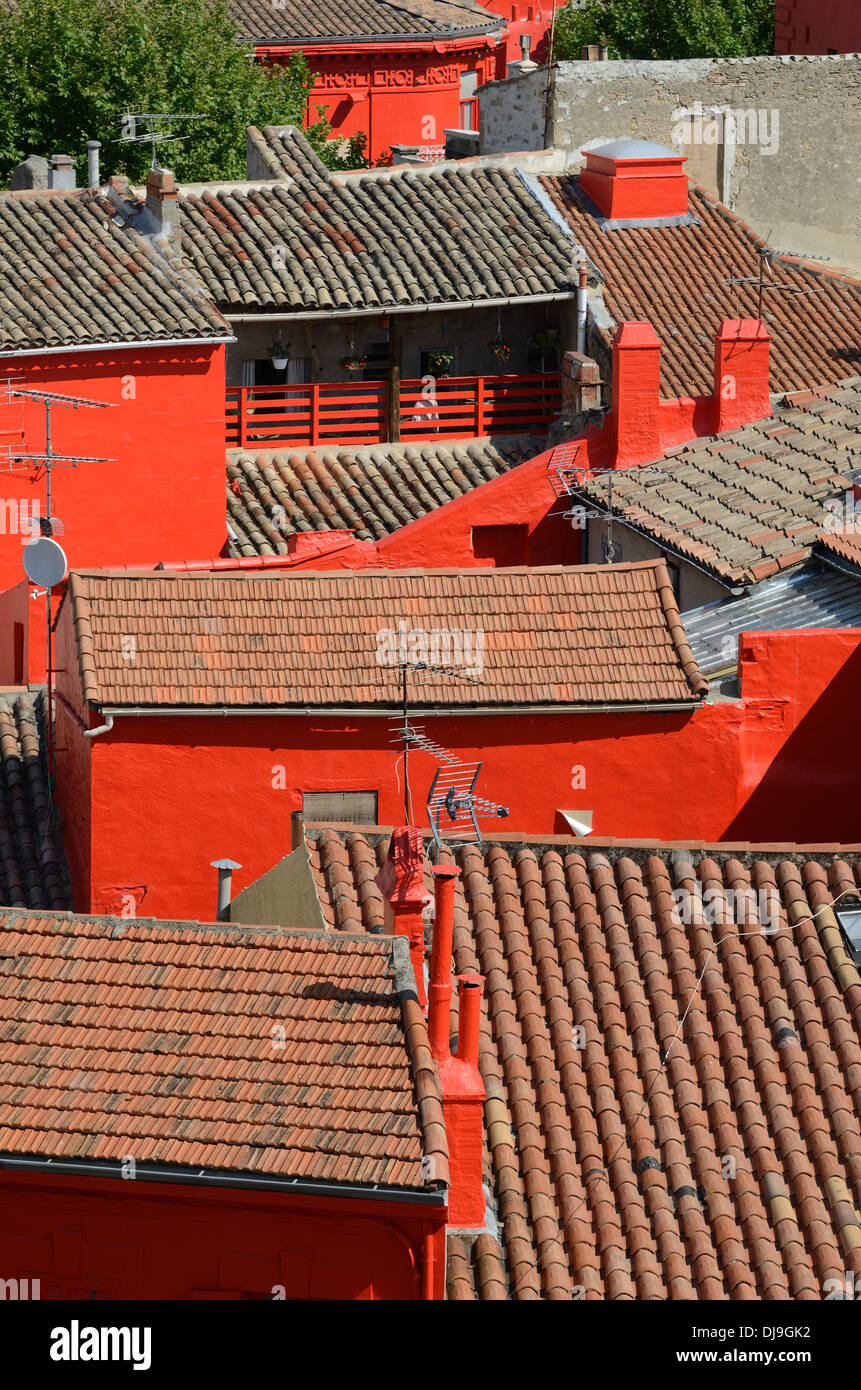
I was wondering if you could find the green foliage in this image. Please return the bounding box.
[0,0,326,183]
[553,0,775,61]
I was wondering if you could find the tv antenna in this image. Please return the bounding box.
[722,238,826,320]
[116,108,206,170]
[1,383,116,779]
[383,656,509,853]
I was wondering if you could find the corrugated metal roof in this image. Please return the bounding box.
[682,564,861,675]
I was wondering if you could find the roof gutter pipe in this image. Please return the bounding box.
[224,291,576,325]
[83,714,114,739]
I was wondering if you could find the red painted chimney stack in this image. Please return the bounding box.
[713,318,772,434]
[428,863,459,1057]
[374,827,430,1007]
[579,140,689,221]
[608,321,663,469]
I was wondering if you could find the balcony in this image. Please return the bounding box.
[225,373,561,450]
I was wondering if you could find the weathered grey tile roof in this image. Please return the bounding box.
[180,127,578,313]
[0,691,71,910]
[225,435,538,553]
[542,177,861,397]
[573,376,861,586]
[0,189,230,352]
[229,0,503,42]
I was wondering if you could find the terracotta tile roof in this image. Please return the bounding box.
[817,527,861,573]
[0,189,230,353]
[574,376,861,586]
[0,692,70,911]
[0,911,448,1191]
[180,127,578,313]
[308,827,861,1298]
[230,0,502,41]
[541,178,861,397]
[225,436,538,552]
[64,562,708,711]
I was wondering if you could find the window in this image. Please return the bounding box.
[362,340,389,383]
[834,897,861,966]
[472,523,528,567]
[459,71,479,131]
[303,791,379,825]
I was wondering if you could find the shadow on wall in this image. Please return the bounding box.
[725,641,861,844]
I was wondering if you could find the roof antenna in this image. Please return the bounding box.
[115,108,205,170]
[0,383,117,783]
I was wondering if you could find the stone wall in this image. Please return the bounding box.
[479,55,861,266]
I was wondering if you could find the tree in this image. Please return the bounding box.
[0,0,366,184]
[553,0,775,61]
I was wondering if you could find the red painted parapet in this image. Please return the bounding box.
[428,864,486,1228]
[713,318,772,435]
[375,827,431,1007]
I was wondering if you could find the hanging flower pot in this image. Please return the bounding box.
[487,335,511,365]
[269,338,291,370]
[339,353,367,372]
[427,350,455,378]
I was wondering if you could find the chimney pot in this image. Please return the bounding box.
[374,828,431,1007]
[211,858,242,922]
[86,140,101,188]
[290,809,305,852]
[145,166,181,251]
[456,974,484,1070]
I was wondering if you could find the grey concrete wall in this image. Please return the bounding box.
[480,55,861,266]
[585,519,728,611]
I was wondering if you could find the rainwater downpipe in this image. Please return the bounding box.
[577,263,588,355]
[83,714,114,739]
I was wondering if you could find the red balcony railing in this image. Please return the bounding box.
[225,373,561,450]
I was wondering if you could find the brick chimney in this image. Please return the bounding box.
[713,318,772,434]
[428,864,486,1229]
[374,827,430,1006]
[145,166,181,251]
[608,321,662,468]
[579,139,688,221]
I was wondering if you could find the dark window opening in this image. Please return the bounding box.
[472,523,529,567]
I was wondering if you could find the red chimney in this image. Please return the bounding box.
[374,827,430,1007]
[713,318,772,434]
[608,321,662,468]
[428,866,486,1229]
[579,139,689,221]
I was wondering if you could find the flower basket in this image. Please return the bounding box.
[487,336,511,365]
[269,338,291,370]
[427,350,455,378]
[340,354,367,372]
[528,329,560,354]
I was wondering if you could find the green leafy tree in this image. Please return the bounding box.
[553,0,775,61]
[0,0,365,183]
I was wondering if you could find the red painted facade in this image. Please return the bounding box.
[0,344,228,686]
[259,3,556,162]
[0,1168,445,1299]
[775,0,860,53]
[53,620,861,921]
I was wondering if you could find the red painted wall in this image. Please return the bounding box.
[263,40,502,162]
[0,1169,445,1299]
[53,620,861,921]
[775,0,860,52]
[0,345,228,685]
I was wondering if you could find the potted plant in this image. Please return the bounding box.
[427,349,455,378]
[339,352,367,372]
[487,335,511,365]
[269,338,291,370]
[528,328,560,354]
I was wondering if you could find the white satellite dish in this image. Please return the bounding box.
[23,536,68,589]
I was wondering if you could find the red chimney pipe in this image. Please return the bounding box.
[428,864,460,1059]
[456,974,484,1069]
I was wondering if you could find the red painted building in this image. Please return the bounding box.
[0,912,450,1299]
[0,175,232,687]
[231,0,556,163]
[775,0,861,53]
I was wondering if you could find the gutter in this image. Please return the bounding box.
[0,335,234,360]
[90,699,702,720]
[252,26,504,46]
[224,291,576,324]
[0,1153,446,1207]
